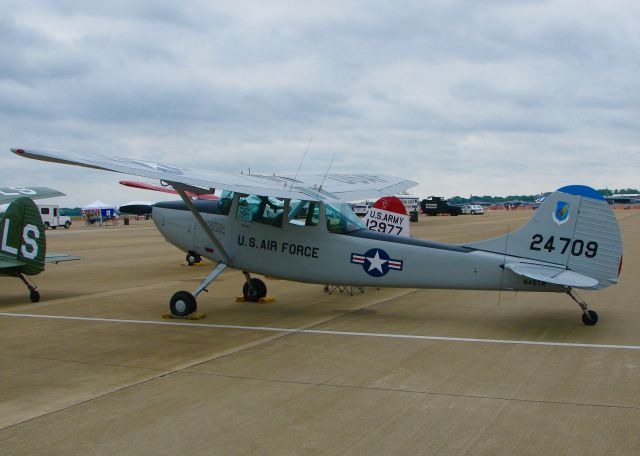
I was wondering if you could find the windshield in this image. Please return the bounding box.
[325,203,365,234]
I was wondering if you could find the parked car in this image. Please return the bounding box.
[461,204,485,215]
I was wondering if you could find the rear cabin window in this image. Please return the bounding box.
[287,200,319,227]
[237,195,285,227]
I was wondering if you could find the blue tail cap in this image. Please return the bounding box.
[557,185,604,201]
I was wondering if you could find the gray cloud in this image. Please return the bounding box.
[1,1,638,205]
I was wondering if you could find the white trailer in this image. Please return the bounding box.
[38,204,72,229]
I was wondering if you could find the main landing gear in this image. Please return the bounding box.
[17,273,40,303]
[168,264,268,317]
[565,287,598,326]
[241,271,267,302]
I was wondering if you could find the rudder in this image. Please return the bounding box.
[468,185,622,289]
[0,197,46,275]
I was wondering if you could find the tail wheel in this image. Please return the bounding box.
[581,310,598,326]
[170,291,197,317]
[29,289,40,303]
[243,278,267,302]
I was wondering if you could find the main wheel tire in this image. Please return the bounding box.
[64,221,71,229]
[44,222,50,230]
[29,289,40,303]
[170,291,197,317]
[243,278,267,302]
[51,226,57,229]
[581,310,598,326]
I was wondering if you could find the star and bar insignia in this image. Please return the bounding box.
[351,248,403,277]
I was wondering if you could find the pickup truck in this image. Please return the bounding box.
[420,197,461,216]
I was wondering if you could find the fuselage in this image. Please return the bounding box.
[151,195,561,293]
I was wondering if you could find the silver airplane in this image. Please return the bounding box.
[11,148,623,325]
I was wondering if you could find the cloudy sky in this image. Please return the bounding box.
[1,0,638,206]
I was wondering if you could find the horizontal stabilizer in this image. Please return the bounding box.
[45,253,81,264]
[505,262,599,289]
[0,256,25,269]
[0,187,65,205]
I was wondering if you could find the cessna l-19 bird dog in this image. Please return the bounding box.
[12,148,623,325]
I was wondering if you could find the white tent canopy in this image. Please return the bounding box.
[82,200,115,210]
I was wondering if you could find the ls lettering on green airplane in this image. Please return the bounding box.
[1,197,79,302]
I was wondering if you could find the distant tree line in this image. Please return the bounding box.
[448,188,639,204]
[449,195,538,204]
[596,188,639,196]
[60,207,82,216]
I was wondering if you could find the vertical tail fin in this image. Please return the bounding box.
[0,197,46,275]
[468,186,623,289]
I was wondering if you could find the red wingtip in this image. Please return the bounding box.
[15,148,25,154]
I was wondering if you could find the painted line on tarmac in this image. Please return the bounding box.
[1,312,640,351]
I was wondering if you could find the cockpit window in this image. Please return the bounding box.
[288,200,319,227]
[237,194,285,227]
[325,203,365,234]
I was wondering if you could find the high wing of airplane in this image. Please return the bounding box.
[1,197,80,302]
[11,147,623,325]
[12,148,417,202]
[0,187,65,205]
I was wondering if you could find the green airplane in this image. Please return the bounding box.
[1,197,79,303]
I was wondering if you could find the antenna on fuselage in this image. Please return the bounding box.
[319,152,336,192]
[290,137,312,191]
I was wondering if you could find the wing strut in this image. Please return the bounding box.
[173,184,233,265]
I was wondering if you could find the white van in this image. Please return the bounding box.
[39,205,72,229]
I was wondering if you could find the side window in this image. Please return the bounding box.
[325,204,365,234]
[288,200,319,227]
[41,208,50,215]
[237,194,285,227]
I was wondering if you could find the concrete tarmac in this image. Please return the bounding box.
[1,210,639,455]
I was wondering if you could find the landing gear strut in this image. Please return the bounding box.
[242,271,267,302]
[17,273,40,303]
[565,287,598,326]
[169,262,227,317]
